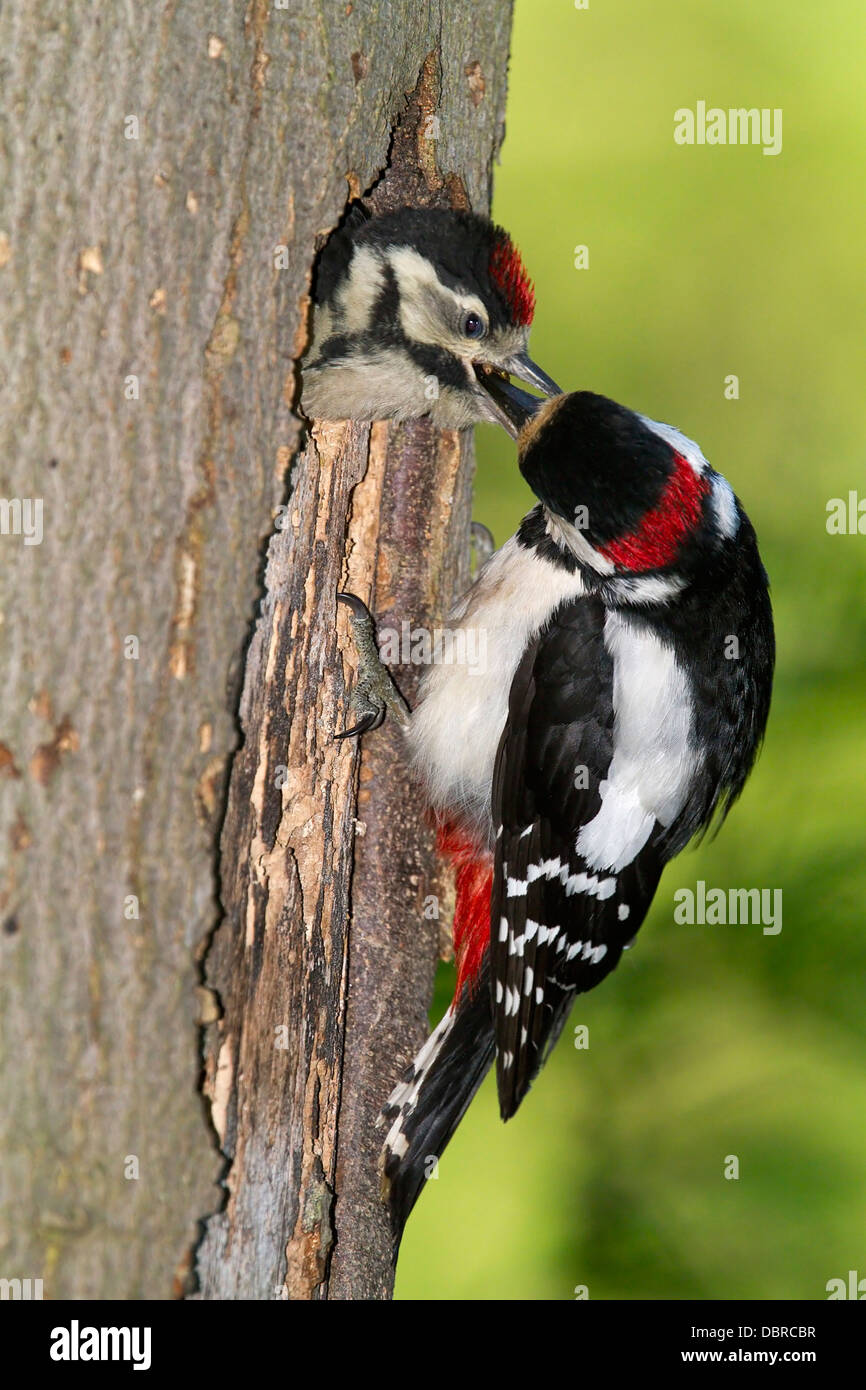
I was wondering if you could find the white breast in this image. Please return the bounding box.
[406,534,586,843]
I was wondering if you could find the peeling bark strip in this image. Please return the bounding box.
[196,419,370,1301]
[196,23,516,1297]
[327,419,472,1299]
[0,0,512,1300]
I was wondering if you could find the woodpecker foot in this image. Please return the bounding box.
[470,521,495,566]
[335,592,410,740]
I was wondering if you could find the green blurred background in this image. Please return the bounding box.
[396,0,866,1299]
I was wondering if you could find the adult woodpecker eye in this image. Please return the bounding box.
[462,312,486,340]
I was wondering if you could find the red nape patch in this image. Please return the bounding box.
[436,823,493,999]
[599,450,709,572]
[489,232,535,326]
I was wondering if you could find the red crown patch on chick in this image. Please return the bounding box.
[304,207,555,431]
[490,230,536,326]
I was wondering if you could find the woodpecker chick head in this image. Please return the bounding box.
[485,388,741,590]
[301,207,560,433]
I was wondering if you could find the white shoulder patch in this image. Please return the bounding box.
[710,473,740,538]
[576,610,698,872]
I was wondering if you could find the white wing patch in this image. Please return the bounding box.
[576,610,698,873]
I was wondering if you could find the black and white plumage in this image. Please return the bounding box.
[301,205,559,432]
[381,389,774,1241]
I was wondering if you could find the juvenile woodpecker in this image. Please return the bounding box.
[301,205,560,432]
[340,388,775,1246]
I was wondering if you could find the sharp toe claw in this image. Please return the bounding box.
[337,591,371,620]
[334,706,385,741]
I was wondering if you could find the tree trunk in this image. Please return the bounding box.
[0,1,513,1300]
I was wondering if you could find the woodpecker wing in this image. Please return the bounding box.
[490,597,668,1118]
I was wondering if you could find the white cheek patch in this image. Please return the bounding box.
[387,247,486,353]
[576,610,698,873]
[338,246,385,333]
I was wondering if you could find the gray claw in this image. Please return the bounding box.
[335,590,410,740]
[334,689,387,741]
[337,591,371,621]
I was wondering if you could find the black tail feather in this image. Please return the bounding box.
[381,959,495,1252]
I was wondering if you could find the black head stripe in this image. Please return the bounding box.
[350,207,525,330]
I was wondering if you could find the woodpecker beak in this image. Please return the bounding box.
[474,366,553,438]
[506,352,562,401]
[473,354,561,438]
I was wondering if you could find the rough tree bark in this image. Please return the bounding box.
[0,1,513,1300]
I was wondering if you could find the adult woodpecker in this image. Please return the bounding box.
[337,388,774,1247]
[301,205,560,431]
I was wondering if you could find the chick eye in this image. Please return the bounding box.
[462,312,486,339]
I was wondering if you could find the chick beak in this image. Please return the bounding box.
[506,352,562,400]
[473,363,559,438]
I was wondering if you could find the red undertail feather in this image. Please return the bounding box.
[436,823,493,998]
[489,231,535,327]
